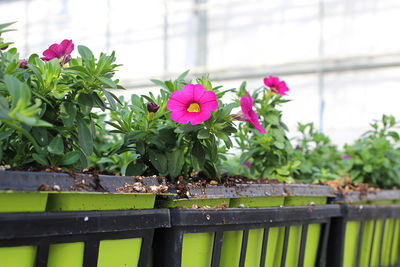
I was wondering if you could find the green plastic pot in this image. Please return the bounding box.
[157,198,230,267]
[219,196,285,267]
[392,200,400,266]
[46,192,155,267]
[283,196,328,267]
[0,191,48,267]
[342,199,399,267]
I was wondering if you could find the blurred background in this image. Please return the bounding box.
[1,0,400,147]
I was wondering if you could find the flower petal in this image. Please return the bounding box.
[183,84,205,103]
[167,91,189,111]
[199,91,218,111]
[59,39,74,55]
[170,110,191,123]
[277,81,289,95]
[189,111,211,125]
[42,48,57,60]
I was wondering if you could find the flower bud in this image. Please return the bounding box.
[244,161,251,168]
[147,102,160,113]
[18,59,28,69]
[232,113,246,121]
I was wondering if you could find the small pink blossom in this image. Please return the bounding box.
[264,76,289,95]
[18,59,28,69]
[341,154,352,160]
[244,161,251,168]
[41,39,74,64]
[167,84,218,125]
[240,91,267,134]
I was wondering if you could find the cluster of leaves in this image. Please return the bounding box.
[0,22,122,169]
[105,72,236,181]
[343,115,400,188]
[292,123,347,183]
[234,83,297,181]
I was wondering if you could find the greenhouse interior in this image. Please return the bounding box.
[1,0,400,267]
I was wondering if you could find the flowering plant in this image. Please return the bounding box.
[233,78,297,180]
[106,72,237,181]
[0,22,122,169]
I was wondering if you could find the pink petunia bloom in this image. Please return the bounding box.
[263,76,289,95]
[41,39,74,64]
[240,91,267,134]
[341,154,352,160]
[167,84,218,125]
[244,161,252,168]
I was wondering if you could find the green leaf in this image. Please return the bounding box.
[167,149,185,178]
[77,117,93,156]
[60,102,77,128]
[77,45,95,62]
[136,141,145,155]
[31,127,48,146]
[102,89,117,110]
[149,149,168,175]
[175,124,203,134]
[273,141,285,149]
[264,113,280,125]
[92,92,106,111]
[191,141,205,169]
[197,129,211,139]
[32,153,48,165]
[363,165,373,173]
[150,79,166,88]
[98,76,117,89]
[48,135,64,155]
[60,151,80,165]
[0,129,13,141]
[177,69,190,80]
[125,161,147,176]
[77,93,93,115]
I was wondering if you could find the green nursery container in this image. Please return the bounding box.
[45,192,155,267]
[157,197,230,267]
[340,190,400,267]
[220,196,285,267]
[0,191,48,267]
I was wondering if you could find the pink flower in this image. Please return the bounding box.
[341,154,352,160]
[167,84,218,125]
[18,59,28,69]
[264,76,289,95]
[244,161,251,168]
[41,39,74,64]
[240,91,267,134]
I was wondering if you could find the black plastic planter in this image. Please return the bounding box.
[0,170,165,267]
[0,209,170,267]
[327,204,400,267]
[331,190,400,267]
[156,183,335,267]
[153,204,341,267]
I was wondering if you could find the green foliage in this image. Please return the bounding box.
[107,72,236,181]
[0,23,122,169]
[343,115,400,188]
[292,123,345,183]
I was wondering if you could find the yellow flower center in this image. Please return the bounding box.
[187,103,200,112]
